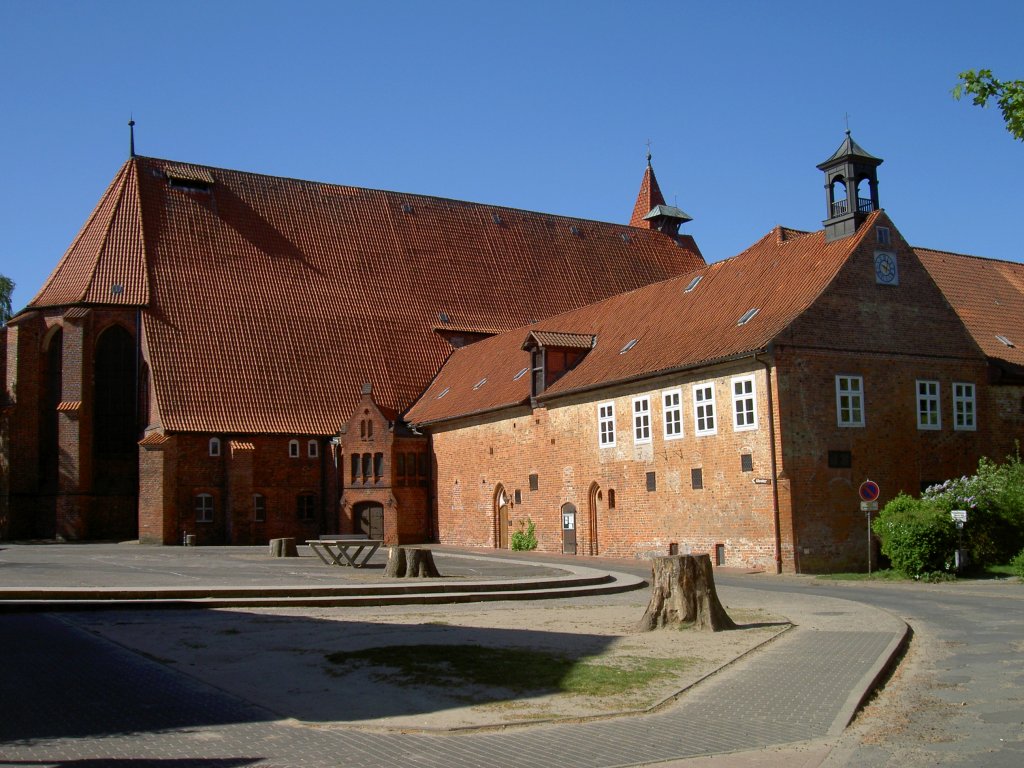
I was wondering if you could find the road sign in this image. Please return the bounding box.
[859,480,880,503]
[861,501,879,512]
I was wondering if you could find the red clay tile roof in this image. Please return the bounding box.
[406,217,887,426]
[31,162,149,308]
[917,247,1024,374]
[629,160,666,228]
[28,157,704,435]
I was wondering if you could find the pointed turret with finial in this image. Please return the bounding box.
[629,144,692,236]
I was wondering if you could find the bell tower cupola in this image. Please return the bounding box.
[817,131,883,242]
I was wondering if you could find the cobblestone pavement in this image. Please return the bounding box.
[0,612,894,768]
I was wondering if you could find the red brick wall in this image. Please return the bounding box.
[430,362,781,570]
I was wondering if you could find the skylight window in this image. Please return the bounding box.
[570,225,581,236]
[492,213,503,225]
[473,377,487,390]
[513,367,528,381]
[684,275,703,293]
[737,308,760,326]
[620,232,631,243]
[402,203,414,214]
[436,387,450,399]
[996,334,1016,348]
[619,339,638,354]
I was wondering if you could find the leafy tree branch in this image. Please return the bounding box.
[953,69,1024,141]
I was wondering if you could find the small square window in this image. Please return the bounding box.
[691,468,703,490]
[288,440,300,458]
[608,489,616,509]
[195,493,214,523]
[514,489,522,505]
[646,471,656,491]
[529,474,539,491]
[208,437,221,457]
[740,454,753,472]
[828,450,852,468]
[876,226,891,245]
[307,439,319,458]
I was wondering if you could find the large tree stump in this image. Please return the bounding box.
[268,537,298,557]
[637,554,736,632]
[385,546,441,578]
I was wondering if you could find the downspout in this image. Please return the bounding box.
[755,348,783,574]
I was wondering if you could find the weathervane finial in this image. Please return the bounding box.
[645,138,653,165]
[128,116,136,158]
[844,112,851,136]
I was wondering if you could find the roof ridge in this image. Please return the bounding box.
[915,244,1022,266]
[135,155,672,231]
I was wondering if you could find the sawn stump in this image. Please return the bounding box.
[638,553,736,632]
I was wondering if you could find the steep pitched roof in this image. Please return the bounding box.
[28,157,704,434]
[917,247,1024,376]
[629,157,667,228]
[30,161,149,308]
[407,217,885,426]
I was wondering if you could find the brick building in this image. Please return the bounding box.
[0,154,703,544]
[406,135,1024,572]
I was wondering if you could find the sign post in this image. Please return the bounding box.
[951,509,968,571]
[859,480,881,575]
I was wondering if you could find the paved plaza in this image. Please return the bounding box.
[0,544,907,767]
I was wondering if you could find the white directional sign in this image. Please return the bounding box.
[951,509,968,523]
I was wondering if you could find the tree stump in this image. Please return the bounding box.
[385,546,441,578]
[637,554,736,632]
[269,537,298,557]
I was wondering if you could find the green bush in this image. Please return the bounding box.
[922,451,1024,567]
[872,493,957,578]
[510,518,538,551]
[1011,549,1024,580]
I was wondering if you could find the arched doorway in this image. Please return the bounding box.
[561,502,577,555]
[587,483,600,555]
[354,501,384,540]
[495,485,510,549]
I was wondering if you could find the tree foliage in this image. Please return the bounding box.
[953,69,1024,141]
[0,274,13,323]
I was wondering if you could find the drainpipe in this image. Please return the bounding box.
[755,348,783,574]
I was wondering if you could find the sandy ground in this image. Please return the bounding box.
[65,598,788,732]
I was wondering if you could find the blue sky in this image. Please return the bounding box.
[1,0,1021,312]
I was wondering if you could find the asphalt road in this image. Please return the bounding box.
[711,572,1024,767]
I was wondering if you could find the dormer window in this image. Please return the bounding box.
[521,331,595,400]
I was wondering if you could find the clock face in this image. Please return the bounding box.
[874,251,899,285]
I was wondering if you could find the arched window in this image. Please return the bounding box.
[209,437,221,457]
[307,439,319,458]
[288,439,299,458]
[195,493,214,522]
[93,324,137,457]
[830,176,849,217]
[350,453,360,484]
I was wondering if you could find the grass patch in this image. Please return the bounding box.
[325,644,692,698]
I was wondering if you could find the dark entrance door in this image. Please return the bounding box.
[355,502,384,539]
[561,503,577,555]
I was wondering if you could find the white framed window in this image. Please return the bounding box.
[632,396,652,444]
[288,439,299,458]
[307,439,319,458]
[598,401,616,447]
[835,375,865,427]
[195,493,214,523]
[662,389,683,440]
[208,437,221,457]
[253,493,266,522]
[692,383,717,436]
[916,379,941,430]
[953,382,976,431]
[731,375,757,431]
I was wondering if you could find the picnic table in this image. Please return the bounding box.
[306,537,383,568]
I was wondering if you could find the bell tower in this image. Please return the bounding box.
[817,131,883,242]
